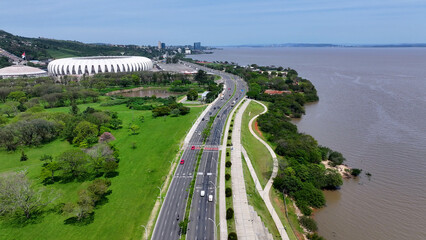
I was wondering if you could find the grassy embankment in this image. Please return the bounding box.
[241,101,273,188]
[241,101,302,240]
[0,100,205,240]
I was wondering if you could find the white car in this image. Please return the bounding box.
[208,195,213,202]
[200,190,205,197]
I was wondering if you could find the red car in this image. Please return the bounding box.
[228,88,231,90]
[191,146,195,150]
[180,159,185,165]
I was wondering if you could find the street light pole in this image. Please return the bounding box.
[158,182,165,204]
[140,224,147,240]
[208,217,220,240]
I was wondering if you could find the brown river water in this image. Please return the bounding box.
[192,47,426,240]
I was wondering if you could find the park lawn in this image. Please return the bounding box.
[0,102,205,240]
[241,155,281,240]
[241,101,273,188]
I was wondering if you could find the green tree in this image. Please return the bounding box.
[72,121,99,146]
[129,124,140,135]
[1,101,19,117]
[57,149,90,178]
[7,91,26,102]
[187,89,198,101]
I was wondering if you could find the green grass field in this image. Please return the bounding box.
[241,101,273,188]
[241,155,281,239]
[0,101,205,240]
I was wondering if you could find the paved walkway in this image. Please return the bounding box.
[219,94,245,240]
[231,99,257,239]
[244,99,290,240]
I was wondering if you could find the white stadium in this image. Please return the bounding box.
[48,56,153,76]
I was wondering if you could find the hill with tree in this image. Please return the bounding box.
[0,30,163,61]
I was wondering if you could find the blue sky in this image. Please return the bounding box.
[0,0,425,46]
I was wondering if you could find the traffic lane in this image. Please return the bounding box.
[196,151,218,239]
[153,146,198,239]
[186,152,213,239]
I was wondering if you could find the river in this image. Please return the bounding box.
[191,47,426,240]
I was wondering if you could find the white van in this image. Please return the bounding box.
[200,190,205,197]
[208,195,213,202]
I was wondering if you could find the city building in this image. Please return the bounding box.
[194,42,201,50]
[48,56,153,76]
[177,48,182,54]
[185,48,191,54]
[0,65,47,79]
[158,41,162,49]
[161,42,166,49]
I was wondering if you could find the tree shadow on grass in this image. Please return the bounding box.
[0,210,46,228]
[105,171,119,178]
[64,213,94,226]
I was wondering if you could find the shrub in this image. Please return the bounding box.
[225,187,232,197]
[351,168,362,176]
[296,201,312,216]
[226,151,230,157]
[226,161,232,168]
[226,208,234,219]
[225,173,231,181]
[307,233,326,240]
[20,151,28,161]
[228,136,231,140]
[228,232,238,240]
[329,151,345,166]
[299,216,318,232]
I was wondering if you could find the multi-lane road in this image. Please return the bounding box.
[152,63,247,240]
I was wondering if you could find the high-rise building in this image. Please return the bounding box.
[194,42,201,50]
[161,43,166,49]
[158,41,162,49]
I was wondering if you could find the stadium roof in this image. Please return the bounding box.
[0,65,46,77]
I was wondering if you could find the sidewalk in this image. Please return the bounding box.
[230,99,257,239]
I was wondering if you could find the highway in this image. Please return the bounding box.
[152,62,247,240]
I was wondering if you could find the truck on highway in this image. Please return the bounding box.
[208,195,213,202]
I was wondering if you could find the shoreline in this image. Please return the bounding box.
[321,160,352,179]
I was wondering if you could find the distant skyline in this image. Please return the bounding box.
[1,0,425,46]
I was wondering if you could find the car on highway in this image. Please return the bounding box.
[208,195,213,202]
[180,159,185,165]
[191,146,195,150]
[200,190,205,197]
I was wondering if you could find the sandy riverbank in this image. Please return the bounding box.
[321,160,352,179]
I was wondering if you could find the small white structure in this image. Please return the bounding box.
[201,91,209,101]
[0,65,47,79]
[185,48,191,54]
[48,56,153,76]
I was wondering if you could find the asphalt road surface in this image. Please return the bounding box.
[152,62,247,240]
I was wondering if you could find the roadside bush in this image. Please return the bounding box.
[299,216,318,232]
[228,232,238,240]
[225,173,231,181]
[225,161,232,168]
[226,151,230,157]
[226,208,234,219]
[227,136,231,140]
[225,187,232,197]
